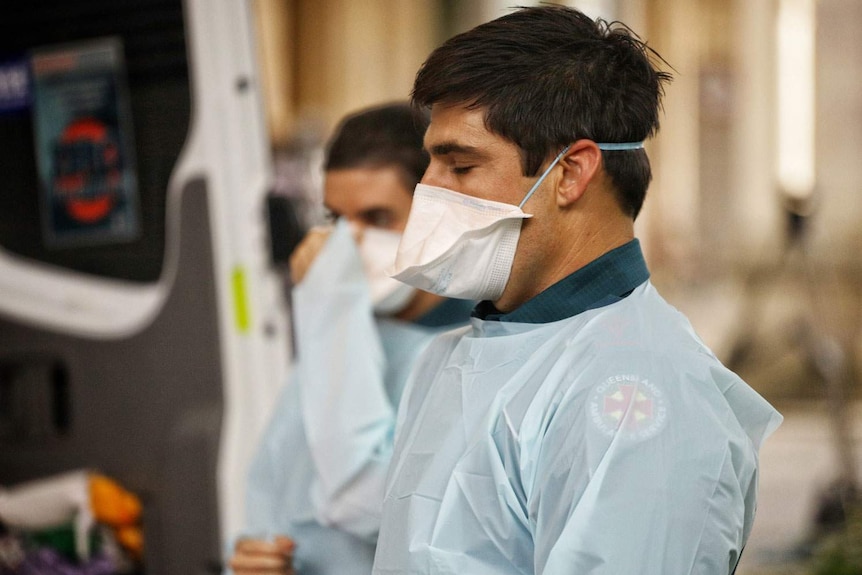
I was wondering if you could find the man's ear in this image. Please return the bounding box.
[556,140,602,207]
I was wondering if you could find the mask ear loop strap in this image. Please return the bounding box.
[518,146,571,209]
[517,141,645,209]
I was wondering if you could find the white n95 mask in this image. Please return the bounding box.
[357,226,417,315]
[388,185,531,301]
[388,142,644,301]
[388,146,572,301]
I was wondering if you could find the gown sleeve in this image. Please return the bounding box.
[290,221,395,541]
[529,351,770,575]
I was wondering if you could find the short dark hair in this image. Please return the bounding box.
[324,102,430,192]
[411,5,672,218]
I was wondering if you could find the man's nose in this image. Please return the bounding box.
[419,163,447,189]
[345,219,367,241]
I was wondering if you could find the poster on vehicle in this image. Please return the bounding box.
[30,38,140,248]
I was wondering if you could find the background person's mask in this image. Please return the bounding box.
[357,226,417,315]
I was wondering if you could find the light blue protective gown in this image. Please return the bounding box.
[373,246,782,575]
[245,221,470,575]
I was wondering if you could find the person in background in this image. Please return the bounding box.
[373,6,783,574]
[229,102,473,575]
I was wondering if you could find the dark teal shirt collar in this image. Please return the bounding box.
[473,239,649,324]
[415,297,475,328]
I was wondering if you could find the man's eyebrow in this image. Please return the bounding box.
[426,141,487,158]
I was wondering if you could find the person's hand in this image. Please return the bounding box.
[289,227,332,285]
[229,535,296,574]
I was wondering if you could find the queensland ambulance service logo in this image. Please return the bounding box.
[589,374,667,441]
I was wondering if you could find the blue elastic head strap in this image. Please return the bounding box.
[518,141,644,209]
[597,142,644,151]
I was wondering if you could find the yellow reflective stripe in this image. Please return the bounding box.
[232,266,251,333]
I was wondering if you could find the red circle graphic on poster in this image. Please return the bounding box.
[52,117,122,224]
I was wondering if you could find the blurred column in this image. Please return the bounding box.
[617,1,648,36]
[816,0,862,366]
[443,0,531,35]
[561,0,618,20]
[814,0,862,259]
[445,0,625,35]
[293,0,436,134]
[776,0,816,203]
[253,0,438,143]
[641,0,701,276]
[730,0,780,262]
[254,0,295,147]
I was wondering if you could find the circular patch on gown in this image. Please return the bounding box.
[588,374,668,441]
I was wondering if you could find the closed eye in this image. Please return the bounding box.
[359,208,396,229]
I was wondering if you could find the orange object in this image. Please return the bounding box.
[88,474,142,526]
[115,525,144,559]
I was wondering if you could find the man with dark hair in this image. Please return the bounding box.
[376,6,782,574]
[229,102,472,575]
[325,103,431,193]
